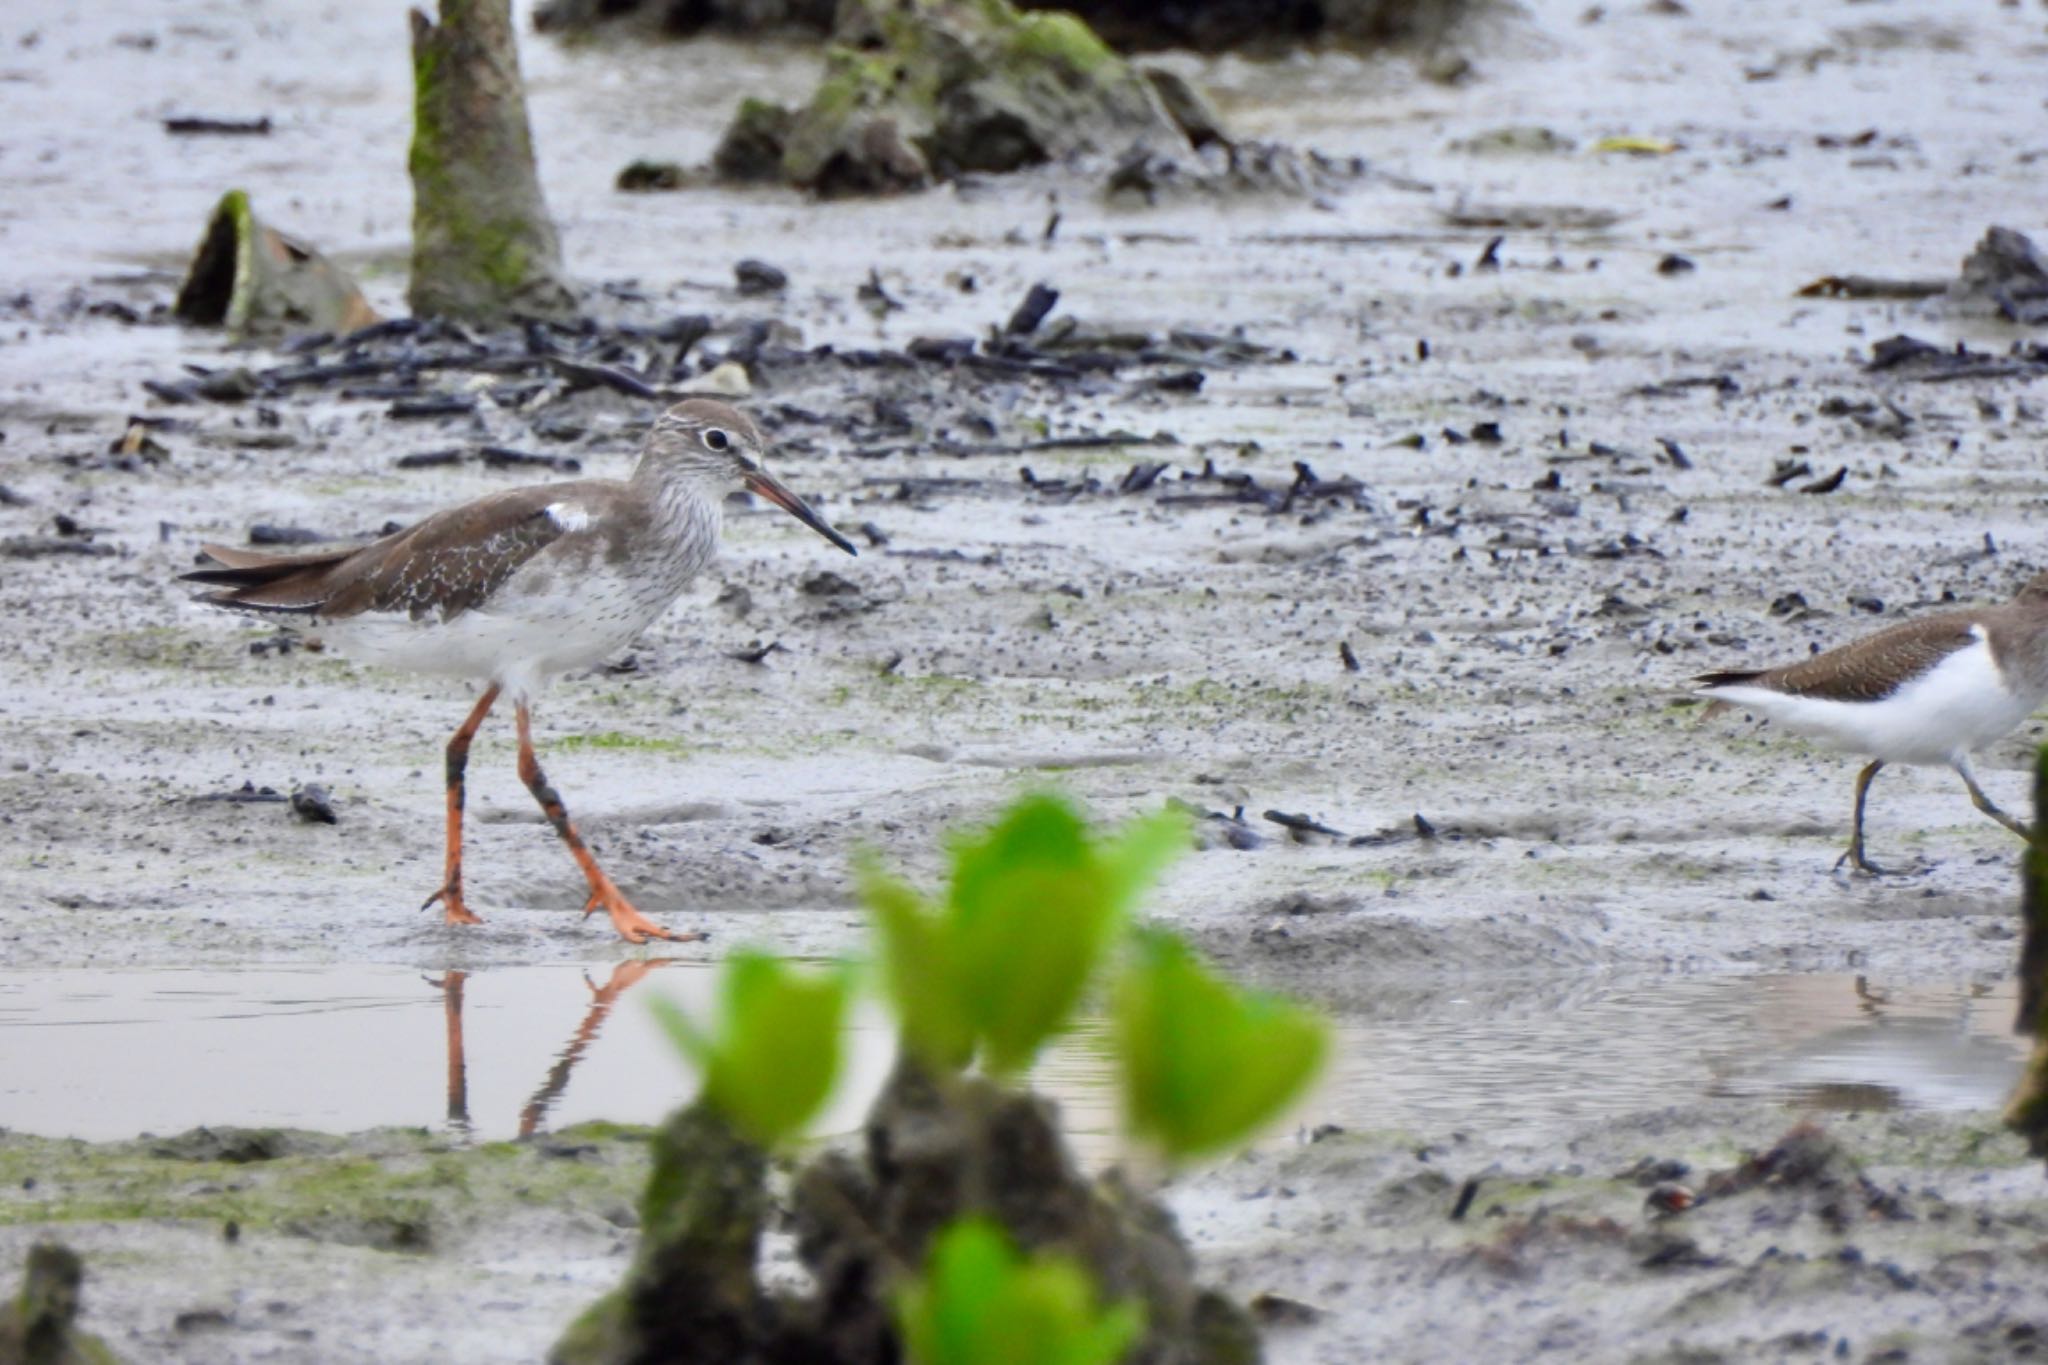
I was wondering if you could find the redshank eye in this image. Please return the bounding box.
[703,428,730,452]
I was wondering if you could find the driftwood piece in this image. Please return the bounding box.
[407,0,575,323]
[174,190,378,340]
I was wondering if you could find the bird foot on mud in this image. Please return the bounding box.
[580,883,703,945]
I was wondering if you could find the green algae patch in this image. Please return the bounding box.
[553,731,694,755]
[0,1126,652,1252]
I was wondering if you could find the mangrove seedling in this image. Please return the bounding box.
[894,1217,1145,1365]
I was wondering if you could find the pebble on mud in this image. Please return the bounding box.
[733,259,788,296]
[290,785,337,825]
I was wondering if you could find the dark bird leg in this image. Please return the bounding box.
[1953,755,2032,841]
[1835,759,1890,875]
[423,684,500,925]
[514,699,699,945]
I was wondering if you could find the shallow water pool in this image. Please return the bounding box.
[0,965,2022,1151]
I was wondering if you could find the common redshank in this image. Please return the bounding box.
[184,399,856,942]
[1696,571,2048,873]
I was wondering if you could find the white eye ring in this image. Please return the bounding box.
[704,428,731,452]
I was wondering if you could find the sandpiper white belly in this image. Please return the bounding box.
[1706,632,2039,765]
[1695,572,2048,874]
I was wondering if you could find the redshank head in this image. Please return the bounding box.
[639,399,858,556]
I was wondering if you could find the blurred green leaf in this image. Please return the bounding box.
[860,795,1189,1078]
[653,952,850,1147]
[949,797,1106,1076]
[1097,808,1190,916]
[896,1218,1144,1365]
[861,856,976,1069]
[1117,932,1328,1160]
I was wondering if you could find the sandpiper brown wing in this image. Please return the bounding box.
[184,483,594,621]
[1696,613,1978,704]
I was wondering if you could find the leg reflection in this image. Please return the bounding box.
[519,959,679,1138]
[427,970,472,1136]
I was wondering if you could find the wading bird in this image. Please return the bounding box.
[1696,572,2048,873]
[185,399,856,941]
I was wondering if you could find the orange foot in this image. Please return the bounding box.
[581,881,704,945]
[422,883,487,927]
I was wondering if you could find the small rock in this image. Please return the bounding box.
[290,784,338,825]
[175,1306,235,1332]
[1646,1183,1697,1215]
[799,570,860,597]
[616,159,687,191]
[734,259,788,296]
[711,98,795,183]
[1004,282,1060,336]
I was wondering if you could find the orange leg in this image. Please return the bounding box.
[422,684,500,925]
[514,699,701,945]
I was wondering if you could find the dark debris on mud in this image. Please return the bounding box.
[116,290,1367,544]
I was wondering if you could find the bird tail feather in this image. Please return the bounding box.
[182,544,351,614]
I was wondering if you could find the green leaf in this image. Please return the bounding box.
[861,796,1190,1079]
[653,952,850,1147]
[896,1218,1145,1365]
[948,797,1181,1077]
[1096,807,1189,917]
[860,856,975,1069]
[1117,932,1329,1161]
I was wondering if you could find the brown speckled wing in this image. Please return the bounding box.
[318,486,580,621]
[187,483,606,620]
[1749,613,1978,703]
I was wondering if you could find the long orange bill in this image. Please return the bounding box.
[745,471,859,556]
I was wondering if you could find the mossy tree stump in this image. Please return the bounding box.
[0,1244,122,1365]
[408,0,575,323]
[2005,745,2048,1153]
[767,0,1191,196]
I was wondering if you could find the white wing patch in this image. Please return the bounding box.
[547,502,592,533]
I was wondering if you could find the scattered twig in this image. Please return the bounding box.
[163,115,273,136]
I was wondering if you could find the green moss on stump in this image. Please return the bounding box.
[755,0,1188,194]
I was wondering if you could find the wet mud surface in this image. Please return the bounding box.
[4,0,2048,1359]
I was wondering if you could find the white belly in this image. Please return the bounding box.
[317,566,679,699]
[1704,634,2040,765]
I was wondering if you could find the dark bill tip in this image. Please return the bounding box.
[745,472,859,557]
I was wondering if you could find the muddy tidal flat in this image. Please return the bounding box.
[4,0,2048,1360]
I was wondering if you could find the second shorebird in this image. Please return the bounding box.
[185,399,856,942]
[1695,571,2048,873]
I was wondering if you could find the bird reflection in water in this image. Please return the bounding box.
[427,959,681,1138]
[1705,974,2020,1114]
